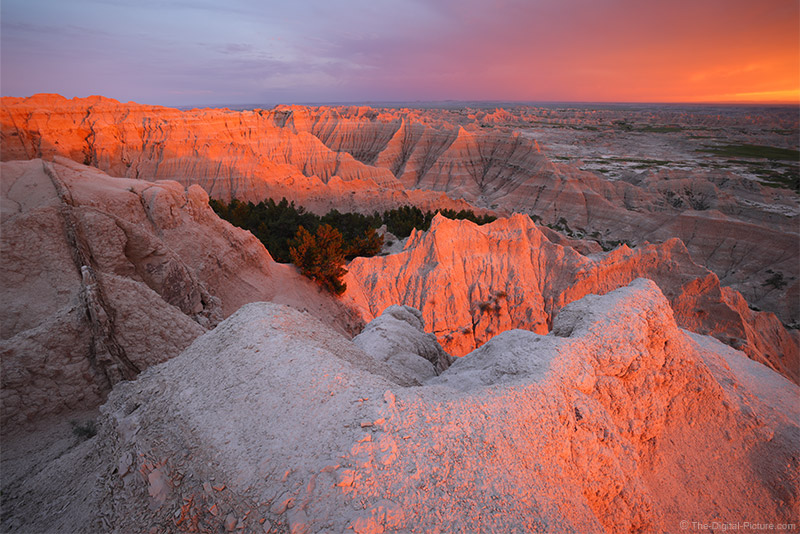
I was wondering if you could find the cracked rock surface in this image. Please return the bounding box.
[2,281,797,533]
[1,158,362,427]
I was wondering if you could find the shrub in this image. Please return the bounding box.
[290,225,348,295]
[345,228,383,259]
[382,205,433,238]
[70,419,97,440]
[763,272,788,290]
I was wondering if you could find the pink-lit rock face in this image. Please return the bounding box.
[0,158,363,427]
[2,95,796,326]
[9,281,796,533]
[345,214,799,384]
[0,94,474,215]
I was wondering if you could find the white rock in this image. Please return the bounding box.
[353,305,454,383]
[8,280,796,533]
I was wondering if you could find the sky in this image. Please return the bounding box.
[1,0,798,107]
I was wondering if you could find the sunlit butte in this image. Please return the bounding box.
[2,0,798,106]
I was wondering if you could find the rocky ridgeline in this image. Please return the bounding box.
[0,153,798,434]
[346,214,799,384]
[0,158,363,427]
[2,94,796,326]
[1,157,797,434]
[3,281,797,532]
[0,94,473,214]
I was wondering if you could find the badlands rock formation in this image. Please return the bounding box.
[346,214,799,384]
[0,157,361,427]
[2,281,797,533]
[353,305,454,383]
[2,95,796,534]
[290,105,800,326]
[0,94,473,214]
[1,94,796,325]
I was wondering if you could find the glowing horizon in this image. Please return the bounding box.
[1,0,798,107]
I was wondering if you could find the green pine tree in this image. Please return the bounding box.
[289,224,348,295]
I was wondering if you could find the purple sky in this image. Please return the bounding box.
[2,0,798,107]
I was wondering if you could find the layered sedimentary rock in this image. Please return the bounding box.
[0,158,361,427]
[0,94,473,214]
[345,214,799,383]
[3,281,797,532]
[2,94,795,325]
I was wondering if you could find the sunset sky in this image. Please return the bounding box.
[2,0,798,107]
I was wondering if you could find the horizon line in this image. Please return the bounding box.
[3,92,799,110]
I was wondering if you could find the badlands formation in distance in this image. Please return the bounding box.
[0,94,798,533]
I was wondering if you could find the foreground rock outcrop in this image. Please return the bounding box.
[346,214,799,384]
[0,158,362,427]
[353,305,454,382]
[2,280,796,533]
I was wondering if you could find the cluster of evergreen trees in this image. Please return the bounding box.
[209,197,496,293]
